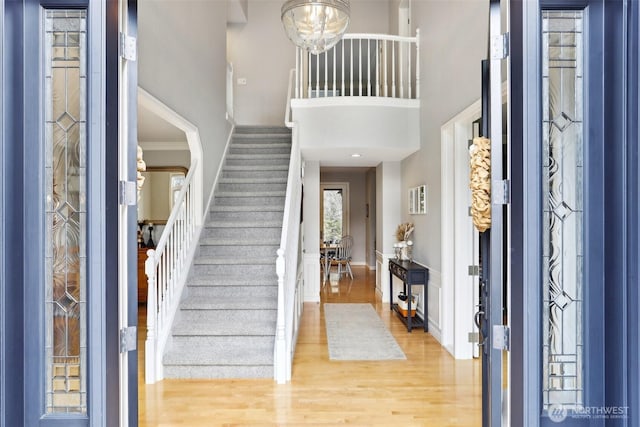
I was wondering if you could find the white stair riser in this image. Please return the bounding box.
[163,365,272,379]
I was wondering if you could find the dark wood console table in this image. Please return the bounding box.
[389,259,429,332]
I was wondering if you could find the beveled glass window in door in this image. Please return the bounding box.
[44,9,88,414]
[541,10,584,411]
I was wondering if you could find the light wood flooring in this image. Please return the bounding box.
[138,266,482,426]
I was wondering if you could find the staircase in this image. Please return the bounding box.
[162,126,292,379]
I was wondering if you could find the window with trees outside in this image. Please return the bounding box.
[321,183,349,243]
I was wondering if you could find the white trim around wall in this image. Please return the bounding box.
[440,82,507,360]
[138,87,204,221]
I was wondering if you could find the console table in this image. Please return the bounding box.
[389,259,429,332]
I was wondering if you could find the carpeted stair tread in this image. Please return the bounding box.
[193,256,275,266]
[210,204,284,212]
[215,191,285,198]
[226,153,290,159]
[218,177,288,184]
[229,143,291,149]
[181,295,276,310]
[187,276,277,287]
[204,220,283,228]
[223,164,289,171]
[234,126,291,134]
[198,237,279,246]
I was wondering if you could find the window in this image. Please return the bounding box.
[320,183,350,243]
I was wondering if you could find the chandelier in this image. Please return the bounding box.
[281,0,350,55]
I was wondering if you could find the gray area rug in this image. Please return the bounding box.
[324,303,406,361]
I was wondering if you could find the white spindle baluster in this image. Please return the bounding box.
[375,39,379,96]
[350,39,353,96]
[333,46,336,96]
[400,40,404,99]
[308,51,312,98]
[358,39,362,96]
[367,39,371,96]
[315,53,320,97]
[392,41,396,97]
[384,40,388,97]
[416,29,421,99]
[324,50,328,96]
[408,39,412,99]
[295,48,299,99]
[341,40,345,96]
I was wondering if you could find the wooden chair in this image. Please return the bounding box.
[330,235,354,280]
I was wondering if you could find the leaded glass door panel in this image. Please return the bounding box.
[510,0,638,425]
[1,0,129,425]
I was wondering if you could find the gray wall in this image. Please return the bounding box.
[227,0,295,126]
[138,0,229,196]
[320,168,369,265]
[399,0,489,272]
[227,0,391,126]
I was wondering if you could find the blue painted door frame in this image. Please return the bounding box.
[0,0,136,425]
[509,0,640,426]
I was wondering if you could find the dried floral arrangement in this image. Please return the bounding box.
[395,222,414,242]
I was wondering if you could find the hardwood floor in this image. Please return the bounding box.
[138,266,482,426]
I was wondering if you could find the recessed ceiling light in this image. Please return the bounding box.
[351,153,361,158]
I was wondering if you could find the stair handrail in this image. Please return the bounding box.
[274,124,303,384]
[285,68,295,128]
[144,159,199,384]
[292,29,420,100]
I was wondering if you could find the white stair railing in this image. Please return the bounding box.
[294,30,420,100]
[274,85,303,382]
[144,160,199,384]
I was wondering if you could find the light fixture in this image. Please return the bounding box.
[351,153,361,158]
[281,0,350,55]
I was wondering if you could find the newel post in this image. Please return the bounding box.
[275,248,287,384]
[145,249,157,384]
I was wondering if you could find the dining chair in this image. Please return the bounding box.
[331,235,353,280]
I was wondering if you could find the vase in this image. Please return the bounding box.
[400,242,412,261]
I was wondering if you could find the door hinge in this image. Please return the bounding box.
[468,332,480,343]
[492,325,510,351]
[119,180,137,206]
[468,265,480,276]
[119,326,137,353]
[490,33,510,60]
[492,179,511,205]
[119,33,137,61]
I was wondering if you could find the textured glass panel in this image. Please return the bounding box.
[542,10,584,411]
[44,8,87,415]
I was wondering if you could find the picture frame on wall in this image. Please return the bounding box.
[408,185,427,214]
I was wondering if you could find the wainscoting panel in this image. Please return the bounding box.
[303,253,321,302]
[427,269,442,343]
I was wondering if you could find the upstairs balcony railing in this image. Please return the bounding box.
[292,30,420,100]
